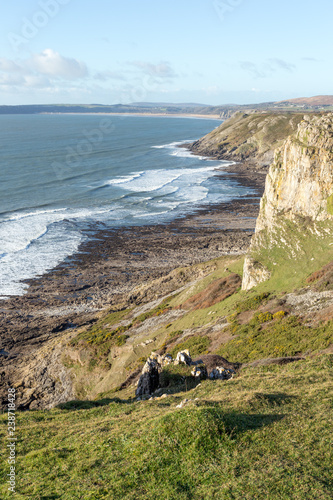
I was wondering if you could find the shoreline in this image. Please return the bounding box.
[0,159,265,354]
[41,112,223,120]
[0,144,267,408]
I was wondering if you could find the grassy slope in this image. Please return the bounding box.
[191,112,306,163]
[2,135,333,497]
[1,232,333,498]
[0,355,332,499]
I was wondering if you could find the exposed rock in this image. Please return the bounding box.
[176,398,191,409]
[135,357,160,397]
[157,353,173,367]
[209,366,235,380]
[174,349,192,366]
[242,113,333,290]
[242,256,271,290]
[191,365,208,379]
[256,113,333,229]
[192,354,240,372]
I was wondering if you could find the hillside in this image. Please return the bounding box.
[189,111,306,167]
[277,95,333,106]
[1,112,333,499]
[1,96,332,118]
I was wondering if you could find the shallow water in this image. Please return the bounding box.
[0,114,254,297]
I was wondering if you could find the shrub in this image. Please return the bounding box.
[236,293,270,313]
[273,310,286,320]
[115,335,129,347]
[170,336,210,358]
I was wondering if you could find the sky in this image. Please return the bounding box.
[0,0,332,106]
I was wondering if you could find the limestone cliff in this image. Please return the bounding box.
[242,113,333,290]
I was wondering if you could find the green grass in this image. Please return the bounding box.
[169,335,211,358]
[236,292,271,313]
[250,217,333,293]
[1,355,332,499]
[206,112,306,161]
[70,308,132,347]
[217,314,333,363]
[326,194,333,215]
[132,297,172,323]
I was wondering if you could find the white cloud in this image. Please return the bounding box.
[0,49,89,97]
[240,59,296,79]
[0,58,22,73]
[0,73,25,86]
[94,70,125,82]
[28,49,88,79]
[130,61,176,78]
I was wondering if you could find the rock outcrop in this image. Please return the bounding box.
[256,113,333,228]
[174,349,192,366]
[243,113,333,290]
[209,366,235,380]
[136,351,238,396]
[135,357,160,397]
[191,365,208,379]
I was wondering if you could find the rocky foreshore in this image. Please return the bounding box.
[0,154,266,409]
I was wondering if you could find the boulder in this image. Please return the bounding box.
[135,357,160,397]
[192,354,240,372]
[191,365,208,379]
[174,349,192,366]
[157,353,173,367]
[209,366,235,380]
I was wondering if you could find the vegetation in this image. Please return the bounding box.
[193,112,307,162]
[1,355,332,499]
[218,313,333,363]
[236,292,271,313]
[169,335,211,358]
[326,194,333,215]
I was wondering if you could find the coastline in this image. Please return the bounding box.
[0,158,265,355]
[42,112,223,120]
[0,141,267,409]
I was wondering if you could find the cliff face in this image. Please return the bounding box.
[190,111,305,167]
[243,113,333,290]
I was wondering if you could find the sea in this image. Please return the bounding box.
[0,114,254,299]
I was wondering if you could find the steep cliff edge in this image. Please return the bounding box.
[189,111,305,167]
[243,113,333,290]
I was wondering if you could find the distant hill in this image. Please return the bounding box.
[130,102,209,108]
[0,103,221,116]
[276,95,333,106]
[1,96,332,116]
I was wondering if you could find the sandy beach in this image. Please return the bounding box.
[42,112,223,120]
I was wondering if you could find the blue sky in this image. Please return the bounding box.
[0,0,332,105]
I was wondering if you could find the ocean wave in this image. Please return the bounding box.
[102,164,219,194]
[151,139,191,149]
[0,222,83,298]
[0,117,253,299]
[104,172,144,185]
